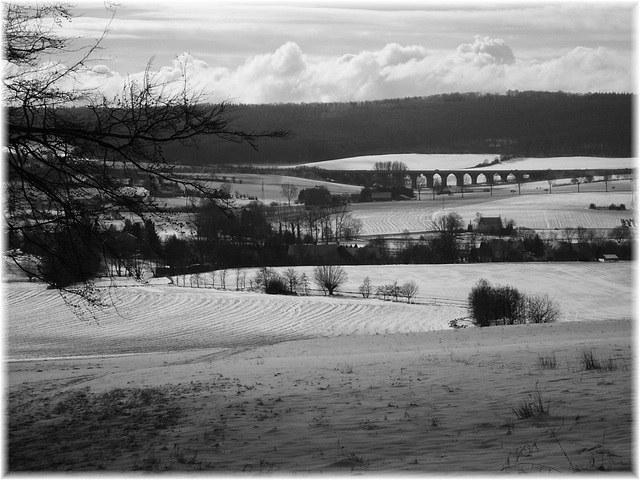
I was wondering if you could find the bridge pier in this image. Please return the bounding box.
[325,167,631,195]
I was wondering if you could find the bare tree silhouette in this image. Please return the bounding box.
[4,3,288,303]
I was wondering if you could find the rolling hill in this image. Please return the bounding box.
[164,92,632,166]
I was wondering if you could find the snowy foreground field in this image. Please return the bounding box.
[6,262,634,472]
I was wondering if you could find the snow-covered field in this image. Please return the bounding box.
[149,177,635,238]
[349,189,635,235]
[6,260,634,472]
[195,173,361,205]
[5,262,632,360]
[6,152,635,473]
[298,153,635,171]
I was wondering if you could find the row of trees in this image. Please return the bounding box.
[241,265,346,296]
[169,266,342,297]
[468,226,633,263]
[268,201,363,244]
[389,211,632,264]
[358,277,419,304]
[11,198,630,290]
[172,265,425,305]
[169,263,563,327]
[372,161,409,187]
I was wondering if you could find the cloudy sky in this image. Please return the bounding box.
[67,0,635,103]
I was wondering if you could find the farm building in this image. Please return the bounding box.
[599,254,620,262]
[476,217,503,234]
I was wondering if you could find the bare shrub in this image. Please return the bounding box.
[264,276,289,295]
[526,293,560,323]
[314,265,347,296]
[342,217,363,241]
[376,282,400,301]
[400,280,419,304]
[254,267,277,292]
[218,269,228,290]
[283,267,299,294]
[494,285,526,325]
[359,276,372,298]
[252,267,290,295]
[469,279,559,327]
[235,268,242,291]
[468,279,494,327]
[298,273,310,295]
[281,183,298,206]
[388,281,400,301]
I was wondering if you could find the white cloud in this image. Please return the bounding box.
[456,36,516,66]
[55,37,632,104]
[91,65,112,75]
[376,43,429,67]
[237,42,306,80]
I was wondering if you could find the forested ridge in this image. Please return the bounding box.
[164,91,633,166]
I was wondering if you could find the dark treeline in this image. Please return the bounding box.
[14,198,629,286]
[164,91,632,165]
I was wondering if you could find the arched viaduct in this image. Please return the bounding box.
[324,167,633,190]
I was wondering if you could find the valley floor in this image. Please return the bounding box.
[8,318,633,473]
[5,261,634,473]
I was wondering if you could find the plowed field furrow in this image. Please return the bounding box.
[6,262,631,360]
[7,284,465,359]
[348,191,634,235]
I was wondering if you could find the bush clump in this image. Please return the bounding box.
[468,279,560,327]
[264,276,290,295]
[254,267,295,295]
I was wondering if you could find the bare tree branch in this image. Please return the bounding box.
[4,3,290,303]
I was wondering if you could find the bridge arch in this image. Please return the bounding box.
[416,173,428,189]
[404,174,412,189]
[432,173,443,187]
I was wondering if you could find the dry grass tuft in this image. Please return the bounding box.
[537,352,557,369]
[579,348,618,372]
[511,382,550,419]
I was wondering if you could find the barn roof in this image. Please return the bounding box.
[478,217,502,227]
